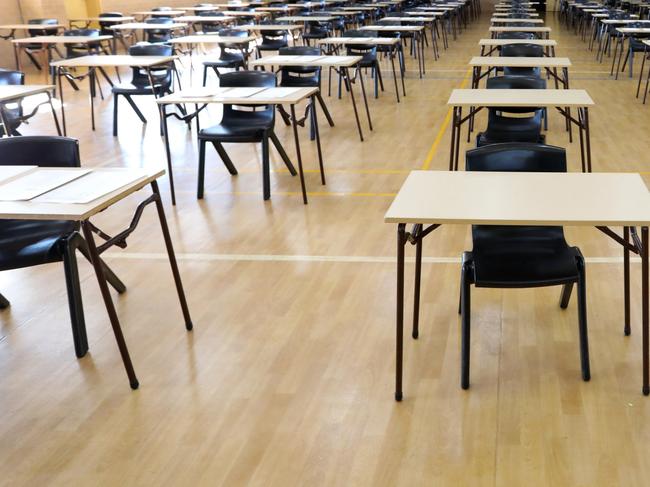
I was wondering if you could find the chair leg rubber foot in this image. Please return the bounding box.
[644,386,650,396]
[185,321,193,331]
[130,380,140,390]
[412,331,418,339]
[624,327,631,336]
[582,372,591,382]
[394,391,403,402]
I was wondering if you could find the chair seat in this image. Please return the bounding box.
[477,112,544,146]
[0,220,76,271]
[280,75,319,88]
[198,111,274,142]
[467,225,580,288]
[503,67,541,77]
[258,39,289,50]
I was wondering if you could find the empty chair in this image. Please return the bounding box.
[302,14,333,46]
[497,31,535,41]
[459,142,590,389]
[277,46,335,135]
[99,12,131,51]
[0,69,25,136]
[63,28,103,58]
[476,75,546,147]
[342,30,383,98]
[144,17,174,43]
[501,43,545,76]
[256,23,289,57]
[196,71,296,200]
[202,28,250,85]
[0,136,126,359]
[621,22,650,77]
[23,19,60,70]
[111,43,174,136]
[197,10,225,34]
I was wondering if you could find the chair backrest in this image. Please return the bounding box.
[28,18,59,37]
[64,28,99,38]
[98,13,123,35]
[486,75,546,114]
[145,17,174,25]
[128,43,173,86]
[99,12,123,17]
[466,142,566,173]
[343,29,377,56]
[0,136,80,168]
[279,46,321,79]
[0,69,24,86]
[497,32,535,40]
[501,43,544,57]
[219,70,276,118]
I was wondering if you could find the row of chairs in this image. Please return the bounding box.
[458,4,590,389]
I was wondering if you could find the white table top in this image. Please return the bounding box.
[617,27,650,34]
[469,56,571,67]
[110,23,187,30]
[175,15,233,22]
[489,26,551,32]
[479,38,557,46]
[169,35,255,44]
[0,24,64,30]
[0,84,53,102]
[492,12,539,16]
[132,10,187,16]
[12,35,112,44]
[50,55,177,68]
[250,54,362,67]
[319,36,400,45]
[276,16,336,21]
[0,168,163,221]
[490,18,544,23]
[385,171,650,226]
[233,24,303,31]
[447,89,594,107]
[156,86,318,105]
[360,25,425,31]
[70,17,135,23]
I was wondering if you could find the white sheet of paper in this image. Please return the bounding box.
[223,87,267,98]
[0,165,37,186]
[250,87,302,99]
[0,168,91,201]
[180,87,232,98]
[36,169,149,204]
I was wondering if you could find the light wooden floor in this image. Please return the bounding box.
[1,7,650,486]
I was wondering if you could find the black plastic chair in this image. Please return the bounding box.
[459,142,590,389]
[302,14,333,46]
[501,43,544,76]
[256,22,289,57]
[342,29,383,98]
[63,28,103,59]
[23,19,61,70]
[476,75,546,147]
[0,69,25,136]
[621,22,650,76]
[277,46,335,135]
[99,12,131,52]
[497,31,536,41]
[144,17,174,43]
[202,28,250,85]
[198,11,226,34]
[111,43,174,136]
[0,136,126,359]
[197,71,296,200]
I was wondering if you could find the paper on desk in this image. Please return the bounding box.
[179,87,232,98]
[223,87,267,98]
[249,87,303,99]
[0,168,91,201]
[0,165,37,186]
[284,55,325,63]
[36,169,149,204]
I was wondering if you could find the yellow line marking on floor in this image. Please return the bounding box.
[421,67,473,170]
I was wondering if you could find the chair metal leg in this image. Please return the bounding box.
[123,95,147,124]
[461,260,472,390]
[0,292,10,309]
[75,235,127,294]
[113,93,119,136]
[412,235,422,339]
[576,255,591,381]
[315,92,334,127]
[197,140,206,199]
[270,131,297,176]
[62,234,89,358]
[212,141,238,175]
[559,282,574,309]
[262,135,271,200]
